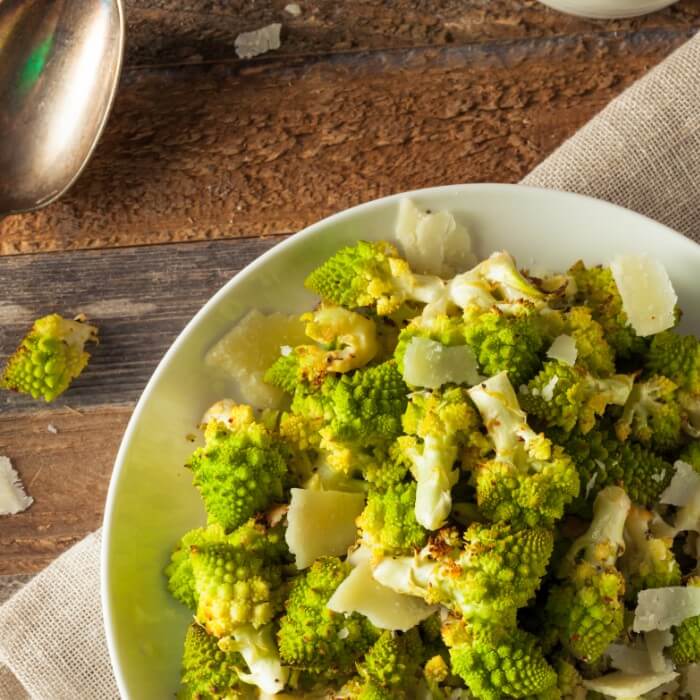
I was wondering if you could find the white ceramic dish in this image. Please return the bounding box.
[538,0,677,19]
[101,183,700,699]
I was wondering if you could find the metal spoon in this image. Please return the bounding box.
[0,0,125,216]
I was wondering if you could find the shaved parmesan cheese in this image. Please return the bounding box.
[583,670,678,697]
[395,198,475,277]
[285,489,364,569]
[402,336,482,389]
[327,559,437,631]
[610,255,677,337]
[206,310,307,409]
[660,460,700,506]
[235,23,281,59]
[546,334,578,366]
[633,587,700,632]
[284,3,302,16]
[540,374,559,402]
[0,456,33,515]
[606,644,650,675]
[682,663,700,699]
[645,630,674,673]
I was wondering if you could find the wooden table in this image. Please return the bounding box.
[1,0,699,601]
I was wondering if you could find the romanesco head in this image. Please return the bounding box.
[521,361,633,434]
[557,426,672,513]
[188,407,288,532]
[562,306,616,377]
[277,557,379,677]
[670,578,700,666]
[305,241,414,315]
[179,623,246,699]
[191,521,287,638]
[165,524,227,612]
[446,623,557,700]
[1,313,98,402]
[357,480,427,555]
[264,353,305,395]
[615,375,683,452]
[620,505,681,599]
[463,307,545,387]
[647,330,700,394]
[569,261,647,359]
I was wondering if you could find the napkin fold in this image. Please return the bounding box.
[2,29,700,700]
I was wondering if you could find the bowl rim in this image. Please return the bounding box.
[100,182,698,697]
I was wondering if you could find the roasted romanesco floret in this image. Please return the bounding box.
[545,486,630,663]
[670,577,700,666]
[614,374,683,452]
[188,405,289,532]
[647,329,700,394]
[521,360,632,434]
[373,522,553,626]
[569,260,647,358]
[443,619,557,700]
[468,372,580,528]
[277,557,379,678]
[1,313,98,402]
[619,505,681,599]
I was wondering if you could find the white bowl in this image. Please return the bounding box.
[538,0,677,18]
[101,183,700,699]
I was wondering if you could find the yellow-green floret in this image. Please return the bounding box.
[1,313,98,402]
[188,405,288,532]
[545,486,630,663]
[277,557,380,677]
[553,306,616,377]
[463,307,545,387]
[444,620,557,700]
[522,361,632,434]
[670,577,700,666]
[569,261,646,359]
[647,330,700,394]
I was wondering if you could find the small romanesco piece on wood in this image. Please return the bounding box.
[1,313,98,402]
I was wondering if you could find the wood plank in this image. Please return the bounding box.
[123,1,700,65]
[0,237,279,411]
[2,28,693,255]
[0,406,132,575]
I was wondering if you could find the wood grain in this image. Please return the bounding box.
[122,1,700,64]
[0,406,131,575]
[2,28,693,255]
[0,237,279,411]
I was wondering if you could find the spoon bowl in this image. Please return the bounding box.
[0,0,125,215]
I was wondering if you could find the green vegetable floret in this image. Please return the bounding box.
[343,629,424,699]
[373,522,553,626]
[463,306,545,387]
[647,329,700,394]
[190,519,288,638]
[557,426,673,512]
[357,480,427,556]
[680,440,700,472]
[468,372,580,528]
[442,618,557,700]
[178,622,248,699]
[277,557,379,678]
[619,505,681,599]
[521,360,632,434]
[188,405,288,532]
[1,313,98,402]
[569,260,646,358]
[670,577,700,666]
[305,241,544,316]
[545,486,630,664]
[397,386,484,530]
[614,374,684,452]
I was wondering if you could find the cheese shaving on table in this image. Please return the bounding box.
[583,670,678,698]
[610,254,677,336]
[327,558,437,631]
[285,488,365,569]
[234,23,282,59]
[546,334,578,366]
[633,586,700,632]
[395,198,476,277]
[0,456,33,515]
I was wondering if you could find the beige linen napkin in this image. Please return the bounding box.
[2,30,700,700]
